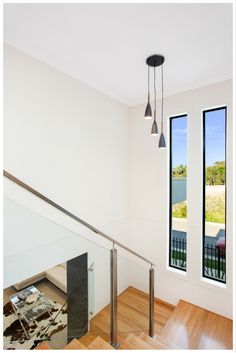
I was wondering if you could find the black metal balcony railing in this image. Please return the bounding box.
[171,237,187,270]
[204,244,226,282]
[171,236,226,282]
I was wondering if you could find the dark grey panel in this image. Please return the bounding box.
[67,253,88,342]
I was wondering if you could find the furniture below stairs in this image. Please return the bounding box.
[14,263,67,293]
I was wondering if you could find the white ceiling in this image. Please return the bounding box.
[4,3,233,106]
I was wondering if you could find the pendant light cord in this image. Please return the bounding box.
[161,64,164,131]
[154,66,156,120]
[148,66,150,100]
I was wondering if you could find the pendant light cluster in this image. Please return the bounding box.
[144,54,166,148]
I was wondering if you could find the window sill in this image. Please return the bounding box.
[162,268,230,296]
[200,276,227,290]
[166,266,187,278]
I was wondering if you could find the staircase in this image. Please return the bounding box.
[4,172,232,350]
[161,299,233,349]
[88,286,175,337]
[34,286,233,350]
[35,333,173,350]
[35,337,113,350]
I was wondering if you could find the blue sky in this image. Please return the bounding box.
[205,109,226,166]
[172,109,226,167]
[172,116,187,167]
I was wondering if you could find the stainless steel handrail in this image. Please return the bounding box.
[3,170,156,266]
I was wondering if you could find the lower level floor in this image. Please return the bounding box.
[3,279,233,349]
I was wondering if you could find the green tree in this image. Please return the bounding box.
[206,161,225,185]
[173,164,187,178]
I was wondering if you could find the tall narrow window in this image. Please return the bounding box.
[203,107,226,283]
[169,115,187,271]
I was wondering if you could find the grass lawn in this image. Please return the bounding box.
[172,193,225,223]
[204,258,226,271]
[172,201,187,218]
[205,193,225,223]
[172,250,186,262]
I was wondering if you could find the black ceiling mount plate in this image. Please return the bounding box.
[146,55,165,67]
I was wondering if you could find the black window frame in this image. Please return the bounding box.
[169,114,188,271]
[202,106,227,283]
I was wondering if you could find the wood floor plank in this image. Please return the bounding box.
[34,342,51,350]
[88,336,114,349]
[138,333,168,349]
[5,282,232,350]
[117,336,134,350]
[124,333,156,350]
[80,331,110,346]
[90,287,170,338]
[118,288,172,324]
[139,332,180,350]
[64,338,86,349]
[161,299,232,349]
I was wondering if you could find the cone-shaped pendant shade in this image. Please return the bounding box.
[144,102,152,119]
[151,120,158,135]
[159,132,166,148]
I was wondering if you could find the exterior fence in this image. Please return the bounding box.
[204,244,226,282]
[171,237,187,270]
[170,237,226,282]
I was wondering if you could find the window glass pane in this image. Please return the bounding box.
[203,107,226,283]
[169,115,187,271]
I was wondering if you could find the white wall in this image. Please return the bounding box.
[4,43,130,228]
[127,80,233,318]
[4,43,233,319]
[3,43,132,309]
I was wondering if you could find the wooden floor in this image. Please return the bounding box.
[87,287,233,350]
[89,286,174,338]
[4,282,233,349]
[161,299,233,349]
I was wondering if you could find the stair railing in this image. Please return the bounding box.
[3,170,156,347]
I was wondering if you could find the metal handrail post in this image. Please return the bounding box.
[110,245,119,348]
[149,266,155,338]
